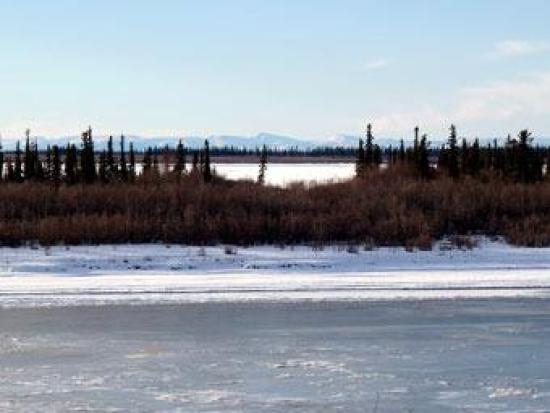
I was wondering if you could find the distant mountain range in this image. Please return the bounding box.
[1,133,361,151]
[2,132,550,151]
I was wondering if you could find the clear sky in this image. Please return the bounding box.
[1,0,550,140]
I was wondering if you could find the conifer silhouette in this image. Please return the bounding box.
[258,144,268,184]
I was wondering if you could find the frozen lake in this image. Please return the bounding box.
[212,163,355,186]
[131,162,355,186]
[1,299,549,412]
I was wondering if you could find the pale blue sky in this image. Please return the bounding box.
[1,0,550,140]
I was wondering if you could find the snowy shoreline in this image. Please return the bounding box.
[1,239,550,307]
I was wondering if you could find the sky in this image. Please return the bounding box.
[1,0,550,141]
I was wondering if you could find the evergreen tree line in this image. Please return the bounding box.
[0,128,214,185]
[356,124,546,184]
[1,124,547,186]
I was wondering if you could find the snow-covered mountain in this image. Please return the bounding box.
[2,133,333,151]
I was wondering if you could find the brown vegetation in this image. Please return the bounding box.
[1,166,550,247]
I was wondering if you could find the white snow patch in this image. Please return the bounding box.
[488,387,536,399]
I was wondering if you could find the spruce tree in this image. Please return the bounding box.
[417,134,431,179]
[470,138,481,176]
[129,142,136,181]
[14,141,23,183]
[45,145,52,181]
[52,145,61,186]
[80,127,96,184]
[65,144,78,185]
[119,134,128,181]
[152,150,160,177]
[199,150,204,175]
[492,139,499,170]
[258,144,268,184]
[6,158,14,182]
[33,140,44,181]
[407,127,420,165]
[24,129,35,181]
[413,127,419,155]
[437,144,447,171]
[515,129,542,183]
[447,124,460,179]
[203,139,212,183]
[142,146,153,175]
[365,123,374,167]
[191,151,199,174]
[373,145,382,167]
[518,129,531,183]
[107,136,116,178]
[161,144,171,176]
[387,146,394,165]
[399,139,405,162]
[356,138,365,177]
[392,146,399,164]
[98,150,108,184]
[174,139,186,178]
[460,138,468,176]
[142,147,153,175]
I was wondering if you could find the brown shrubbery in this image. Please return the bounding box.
[0,166,550,247]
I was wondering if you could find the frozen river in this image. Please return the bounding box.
[1,299,549,412]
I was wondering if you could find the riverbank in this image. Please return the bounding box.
[1,239,550,307]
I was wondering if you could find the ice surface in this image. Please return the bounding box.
[1,300,550,412]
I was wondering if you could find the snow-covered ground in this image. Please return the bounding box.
[1,239,550,307]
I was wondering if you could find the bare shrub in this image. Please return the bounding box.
[448,235,479,250]
[346,244,359,254]
[312,243,325,251]
[224,245,237,255]
[363,237,376,251]
[0,169,548,247]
